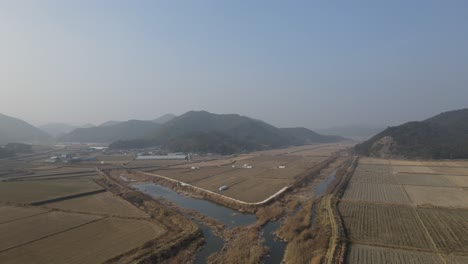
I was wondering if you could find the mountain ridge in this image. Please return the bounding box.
[355,108,468,159]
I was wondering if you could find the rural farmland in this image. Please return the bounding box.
[339,158,468,263]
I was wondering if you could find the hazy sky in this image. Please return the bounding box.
[2,1,468,128]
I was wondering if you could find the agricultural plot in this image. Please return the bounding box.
[286,156,323,170]
[0,211,102,251]
[126,159,188,168]
[232,155,300,169]
[358,158,390,165]
[446,176,468,187]
[0,217,166,264]
[417,208,468,253]
[395,173,456,187]
[0,178,103,204]
[254,167,305,180]
[446,255,468,264]
[45,192,149,218]
[346,244,443,264]
[16,173,100,181]
[404,185,468,208]
[171,158,234,168]
[427,166,468,176]
[355,164,393,173]
[342,183,410,204]
[154,166,240,183]
[338,202,433,250]
[391,166,435,174]
[0,205,49,223]
[350,171,398,184]
[194,173,250,193]
[219,178,290,203]
[388,160,424,166]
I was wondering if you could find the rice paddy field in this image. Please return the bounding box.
[0,146,200,264]
[0,178,103,204]
[45,191,150,218]
[0,217,166,264]
[0,165,171,263]
[143,144,348,203]
[340,157,468,263]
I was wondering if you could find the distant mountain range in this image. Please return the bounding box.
[110,111,347,154]
[0,111,346,154]
[39,123,95,137]
[98,114,175,128]
[0,113,52,145]
[152,113,176,124]
[355,108,468,159]
[58,114,176,143]
[58,120,161,143]
[315,125,385,141]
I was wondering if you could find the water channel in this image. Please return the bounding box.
[132,169,337,263]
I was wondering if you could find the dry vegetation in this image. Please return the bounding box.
[207,228,266,264]
[0,217,166,264]
[342,183,410,204]
[346,244,442,264]
[45,191,150,218]
[0,161,201,264]
[0,178,103,204]
[338,158,468,263]
[339,202,434,250]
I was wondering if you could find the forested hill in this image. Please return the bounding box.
[355,108,468,159]
[110,111,347,154]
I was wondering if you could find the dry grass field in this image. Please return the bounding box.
[355,164,393,173]
[350,171,398,184]
[340,157,468,263]
[391,165,436,174]
[0,211,102,251]
[395,173,456,187]
[358,158,390,165]
[0,178,103,204]
[0,217,166,264]
[339,202,433,250]
[0,205,49,223]
[141,143,347,203]
[346,244,442,264]
[125,159,188,169]
[342,183,410,204]
[446,255,468,264]
[417,208,468,253]
[428,166,468,175]
[446,175,468,187]
[210,178,290,203]
[405,185,468,207]
[161,167,238,183]
[45,192,150,218]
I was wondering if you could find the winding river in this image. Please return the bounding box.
[133,169,337,263]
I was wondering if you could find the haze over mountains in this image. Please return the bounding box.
[0,111,345,154]
[355,108,468,159]
[315,125,385,141]
[110,111,347,154]
[0,113,52,145]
